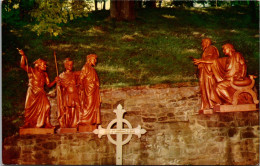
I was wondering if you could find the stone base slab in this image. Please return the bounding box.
[199,109,214,114]
[78,124,97,132]
[57,128,77,134]
[19,128,54,135]
[214,104,258,113]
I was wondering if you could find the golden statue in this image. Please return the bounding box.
[194,38,222,111]
[57,58,80,129]
[78,54,101,131]
[194,42,258,113]
[18,49,58,128]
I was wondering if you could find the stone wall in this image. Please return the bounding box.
[3,84,259,165]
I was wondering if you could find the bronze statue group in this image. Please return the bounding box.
[18,49,100,131]
[193,38,258,113]
[18,38,258,131]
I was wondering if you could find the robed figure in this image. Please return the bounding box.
[195,38,222,110]
[18,49,58,128]
[57,58,80,128]
[194,43,256,109]
[213,43,250,104]
[78,54,101,131]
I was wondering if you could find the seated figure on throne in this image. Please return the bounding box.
[194,42,258,113]
[214,43,251,104]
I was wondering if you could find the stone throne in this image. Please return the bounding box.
[214,75,259,113]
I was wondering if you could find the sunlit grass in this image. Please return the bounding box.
[101,82,132,89]
[96,64,125,73]
[162,14,177,19]
[149,75,197,84]
[187,7,211,14]
[182,49,200,54]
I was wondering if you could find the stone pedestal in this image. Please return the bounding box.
[19,128,54,135]
[199,109,214,114]
[78,124,97,132]
[57,128,77,134]
[214,104,258,113]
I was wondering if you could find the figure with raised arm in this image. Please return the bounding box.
[18,49,58,128]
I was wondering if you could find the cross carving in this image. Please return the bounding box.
[93,104,147,165]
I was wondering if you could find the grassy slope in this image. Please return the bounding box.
[2,6,259,138]
[57,7,259,87]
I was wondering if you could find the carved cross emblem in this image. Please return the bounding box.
[93,104,147,165]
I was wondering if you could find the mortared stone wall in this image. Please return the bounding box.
[3,83,259,165]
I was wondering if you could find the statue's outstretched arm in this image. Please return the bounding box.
[193,58,213,65]
[46,73,59,88]
[18,48,32,73]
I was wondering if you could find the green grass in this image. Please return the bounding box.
[2,6,259,138]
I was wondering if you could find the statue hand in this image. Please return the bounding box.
[193,58,201,65]
[55,77,60,83]
[17,48,25,56]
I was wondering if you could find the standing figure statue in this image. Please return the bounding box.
[18,49,58,128]
[78,54,101,132]
[193,38,222,111]
[57,58,80,129]
[194,42,258,113]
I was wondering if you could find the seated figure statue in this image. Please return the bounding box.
[194,43,258,113]
[214,44,257,105]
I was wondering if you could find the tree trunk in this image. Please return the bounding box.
[145,1,156,8]
[95,0,98,11]
[110,0,135,21]
[135,0,142,9]
[158,0,162,8]
[103,0,106,10]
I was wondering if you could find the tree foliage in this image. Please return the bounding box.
[2,0,92,36]
[29,0,92,36]
[2,0,22,25]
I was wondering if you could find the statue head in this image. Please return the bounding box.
[87,54,97,66]
[222,43,235,56]
[64,58,73,71]
[202,38,212,50]
[34,59,47,71]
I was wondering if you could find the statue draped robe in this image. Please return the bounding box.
[57,71,80,128]
[199,45,222,110]
[79,64,101,126]
[24,69,51,128]
[213,52,249,104]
